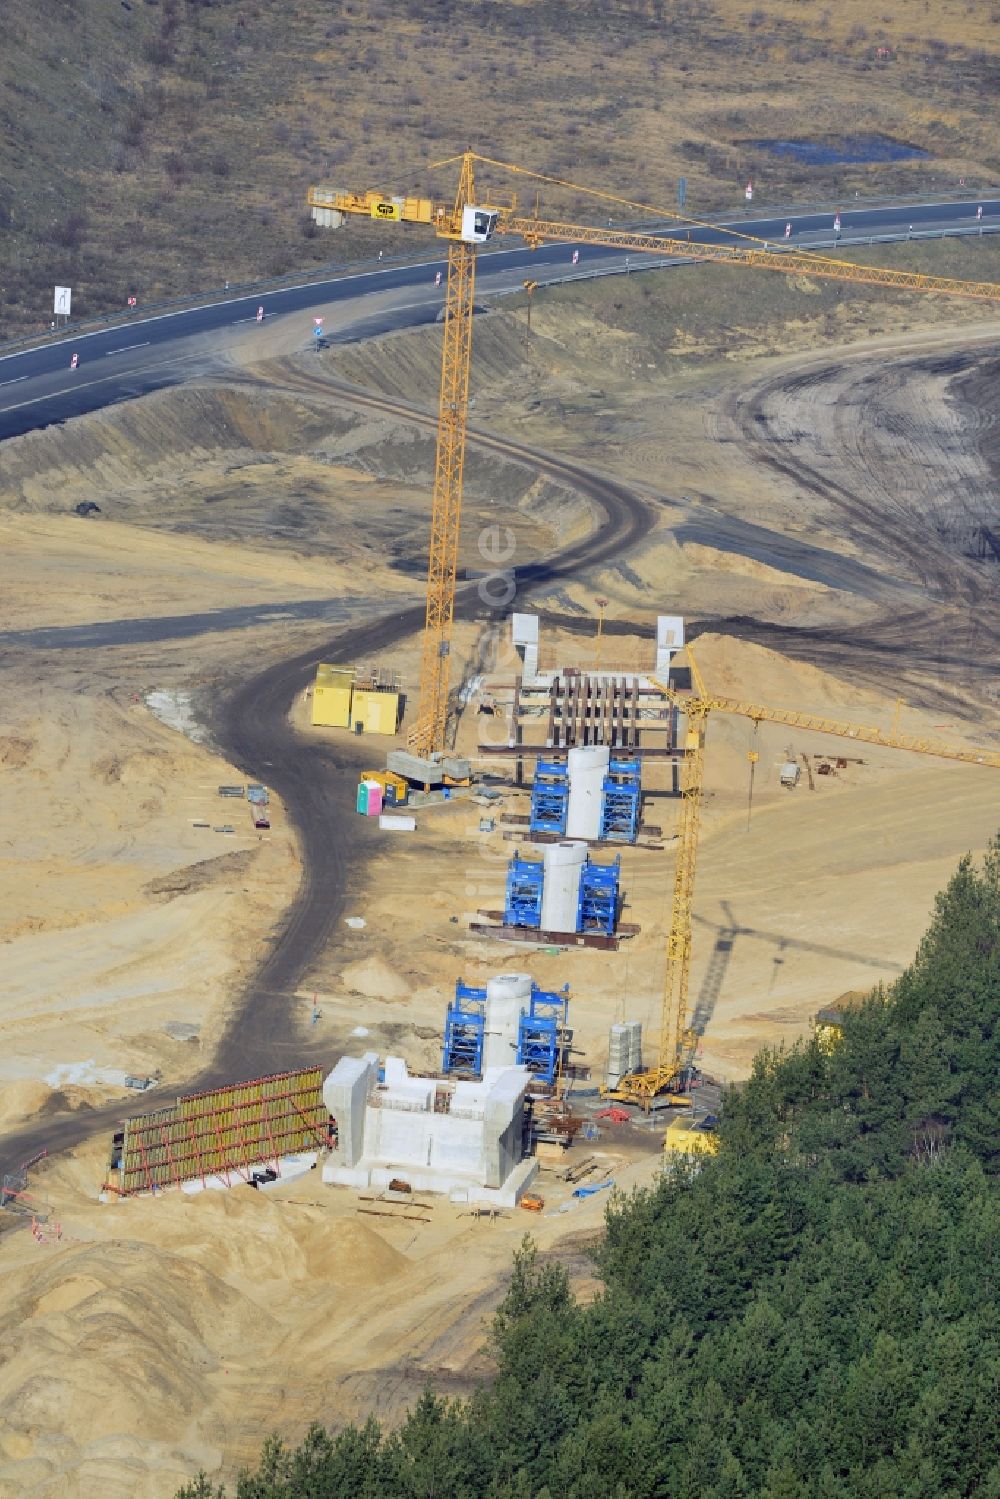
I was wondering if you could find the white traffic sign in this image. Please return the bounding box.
[435,271,442,286]
[745,181,753,201]
[69,353,78,370]
[127,295,137,308]
[256,305,264,322]
[53,285,72,316]
[313,315,324,326]
[572,249,579,264]
[784,222,791,239]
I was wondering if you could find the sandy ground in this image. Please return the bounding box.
[1,284,999,1493]
[0,1131,654,1498]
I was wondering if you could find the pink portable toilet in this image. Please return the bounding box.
[366,782,383,817]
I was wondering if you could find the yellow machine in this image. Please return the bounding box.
[360,769,408,807]
[308,152,1000,759]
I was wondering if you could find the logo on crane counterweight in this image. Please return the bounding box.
[371,201,401,221]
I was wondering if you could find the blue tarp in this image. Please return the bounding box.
[573,1179,614,1198]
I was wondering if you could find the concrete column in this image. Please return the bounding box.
[566,744,610,840]
[540,841,587,932]
[484,972,531,1073]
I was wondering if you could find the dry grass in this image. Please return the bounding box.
[1,0,999,338]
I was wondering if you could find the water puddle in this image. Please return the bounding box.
[751,136,928,165]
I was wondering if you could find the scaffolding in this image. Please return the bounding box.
[504,851,544,928]
[517,986,570,1083]
[104,1068,330,1197]
[600,755,642,842]
[441,980,571,1084]
[529,759,569,835]
[441,981,487,1075]
[578,853,621,936]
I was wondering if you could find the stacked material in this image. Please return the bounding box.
[606,1020,643,1088]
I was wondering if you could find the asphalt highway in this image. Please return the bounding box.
[2,195,998,441]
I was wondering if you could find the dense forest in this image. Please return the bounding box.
[179,839,1000,1498]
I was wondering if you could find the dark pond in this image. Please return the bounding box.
[751,136,929,165]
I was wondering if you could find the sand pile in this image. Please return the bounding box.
[0,1174,411,1498]
[0,1079,55,1127]
[340,954,411,1003]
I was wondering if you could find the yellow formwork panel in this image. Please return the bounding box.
[114,1067,327,1196]
[351,688,400,736]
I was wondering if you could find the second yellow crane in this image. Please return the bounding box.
[606,646,1000,1109]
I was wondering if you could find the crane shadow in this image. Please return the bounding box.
[689,901,905,1038]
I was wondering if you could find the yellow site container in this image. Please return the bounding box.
[312,663,355,728]
[663,1118,719,1158]
[362,770,408,806]
[351,687,400,736]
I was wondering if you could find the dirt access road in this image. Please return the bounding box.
[0,370,656,1176]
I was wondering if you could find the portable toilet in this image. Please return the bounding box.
[357,778,383,816]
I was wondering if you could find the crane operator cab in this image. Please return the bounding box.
[461,205,499,243]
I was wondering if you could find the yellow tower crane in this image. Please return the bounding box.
[606,646,1000,1109]
[307,150,1000,758]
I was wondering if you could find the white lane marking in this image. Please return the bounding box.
[0,352,206,415]
[0,375,27,386]
[0,200,995,368]
[104,341,150,355]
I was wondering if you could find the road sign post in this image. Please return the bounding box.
[53,285,72,325]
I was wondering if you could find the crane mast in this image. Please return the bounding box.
[415,155,477,757]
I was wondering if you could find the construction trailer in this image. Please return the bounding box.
[311,663,401,736]
[663,1115,719,1159]
[312,664,355,728]
[442,975,570,1084]
[351,685,400,736]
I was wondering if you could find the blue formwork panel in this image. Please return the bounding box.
[516,984,570,1082]
[601,758,642,843]
[505,852,544,929]
[601,777,641,842]
[530,759,569,835]
[442,980,487,1076]
[577,854,621,936]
